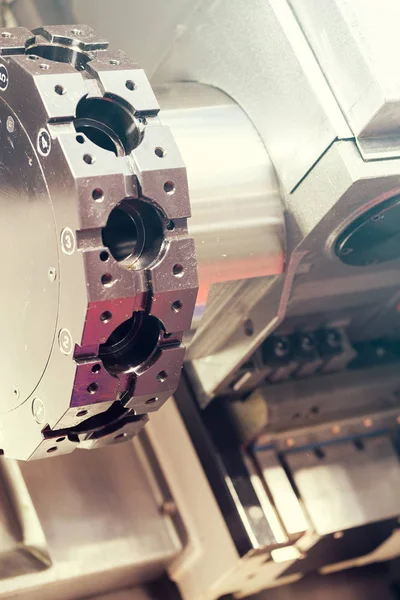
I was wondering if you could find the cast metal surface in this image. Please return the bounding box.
[0,24,198,460]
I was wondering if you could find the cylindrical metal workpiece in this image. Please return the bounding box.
[156,83,285,309]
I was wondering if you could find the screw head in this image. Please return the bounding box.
[32,398,45,424]
[59,328,73,355]
[48,267,57,282]
[61,228,76,255]
[6,116,14,133]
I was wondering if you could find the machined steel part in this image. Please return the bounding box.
[0,24,198,460]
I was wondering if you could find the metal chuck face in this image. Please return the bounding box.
[0,25,198,460]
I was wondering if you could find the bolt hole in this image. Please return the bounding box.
[91,363,101,374]
[115,432,127,441]
[372,214,383,222]
[100,251,109,262]
[101,273,113,287]
[87,382,99,395]
[76,409,88,418]
[341,247,353,256]
[83,153,95,165]
[164,181,175,195]
[155,146,166,158]
[39,63,50,70]
[244,319,254,336]
[1,32,11,38]
[109,59,121,65]
[47,446,58,453]
[166,220,175,231]
[125,80,136,91]
[146,397,158,405]
[173,263,184,277]
[56,437,66,443]
[71,28,83,35]
[314,447,325,460]
[310,405,319,415]
[28,55,39,61]
[100,310,112,323]
[157,371,168,383]
[92,188,104,202]
[55,84,66,95]
[171,300,182,313]
[76,134,85,144]
[354,439,365,452]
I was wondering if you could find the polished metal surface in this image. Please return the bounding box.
[286,436,400,535]
[0,442,181,599]
[157,82,284,310]
[0,25,198,460]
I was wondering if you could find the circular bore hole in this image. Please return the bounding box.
[100,251,109,262]
[146,397,158,405]
[47,446,58,453]
[244,319,254,336]
[55,84,66,95]
[91,364,101,374]
[125,80,136,91]
[164,181,175,195]
[28,55,39,61]
[92,188,104,202]
[99,313,161,374]
[56,437,66,443]
[83,153,95,165]
[76,409,88,418]
[1,32,11,38]
[155,147,166,158]
[40,63,50,70]
[115,432,127,441]
[87,382,99,395]
[171,300,182,313]
[100,310,112,323]
[71,28,83,35]
[109,59,121,65]
[173,263,184,277]
[157,371,168,383]
[102,204,146,264]
[101,273,113,287]
[166,220,175,231]
[76,134,85,144]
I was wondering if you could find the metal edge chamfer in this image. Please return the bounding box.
[0,25,198,460]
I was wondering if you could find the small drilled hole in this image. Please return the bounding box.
[310,405,319,415]
[87,382,99,395]
[56,437,66,443]
[164,181,175,194]
[173,263,184,277]
[101,273,113,287]
[115,432,127,441]
[28,55,39,61]
[155,147,166,158]
[244,319,254,336]
[92,188,104,202]
[55,84,66,95]
[100,251,109,262]
[157,371,168,383]
[314,447,325,460]
[1,32,11,38]
[109,59,121,65]
[76,409,88,418]
[354,439,365,452]
[100,310,112,323]
[83,153,95,165]
[47,446,58,453]
[166,220,175,231]
[171,300,182,313]
[125,80,136,91]
[40,63,50,70]
[91,364,101,374]
[71,28,83,35]
[146,397,158,405]
[76,134,85,144]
